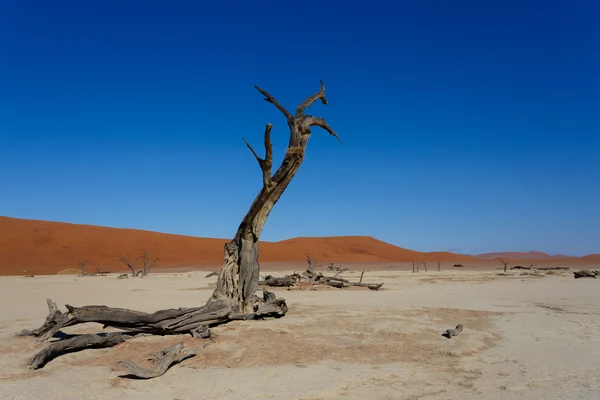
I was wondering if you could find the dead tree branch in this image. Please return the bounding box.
[421,260,428,273]
[119,254,136,277]
[118,342,197,379]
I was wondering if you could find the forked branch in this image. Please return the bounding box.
[296,80,327,116]
[243,124,274,189]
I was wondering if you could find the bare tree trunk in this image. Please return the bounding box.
[210,82,341,313]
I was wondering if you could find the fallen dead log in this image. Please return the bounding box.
[118,342,197,379]
[535,266,570,271]
[258,269,383,291]
[18,290,286,370]
[321,275,383,290]
[28,332,143,370]
[573,270,599,279]
[204,271,218,278]
[259,275,297,287]
[510,265,531,270]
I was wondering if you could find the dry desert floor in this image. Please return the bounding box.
[1,269,599,399]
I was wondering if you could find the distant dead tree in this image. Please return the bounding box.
[453,263,464,268]
[118,254,137,277]
[500,259,510,273]
[412,261,416,273]
[138,251,159,277]
[437,261,441,272]
[78,260,87,276]
[421,260,427,273]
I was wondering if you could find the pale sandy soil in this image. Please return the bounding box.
[1,269,599,399]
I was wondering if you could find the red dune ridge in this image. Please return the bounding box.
[0,216,595,275]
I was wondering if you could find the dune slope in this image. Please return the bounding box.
[0,216,478,275]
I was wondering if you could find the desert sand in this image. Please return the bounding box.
[1,269,599,399]
[1,216,597,276]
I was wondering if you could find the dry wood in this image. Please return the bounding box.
[535,266,570,271]
[205,271,218,278]
[573,270,599,279]
[259,259,383,291]
[500,259,510,273]
[453,264,464,268]
[118,342,196,379]
[442,324,464,339]
[437,261,441,272]
[421,260,427,273]
[28,332,142,370]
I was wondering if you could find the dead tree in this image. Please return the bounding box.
[453,263,464,268]
[138,250,158,277]
[78,260,87,276]
[500,259,510,273]
[421,260,427,273]
[118,254,137,277]
[20,81,341,375]
[205,271,219,278]
[437,261,441,272]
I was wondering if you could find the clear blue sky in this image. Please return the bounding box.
[1,0,598,256]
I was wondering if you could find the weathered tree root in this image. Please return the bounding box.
[118,342,197,379]
[19,290,286,371]
[442,324,464,339]
[28,332,144,370]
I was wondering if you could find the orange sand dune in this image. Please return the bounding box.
[477,251,571,260]
[0,216,595,275]
[0,216,477,275]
